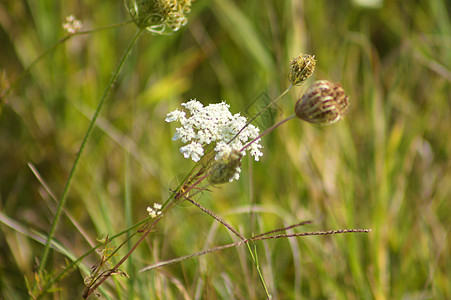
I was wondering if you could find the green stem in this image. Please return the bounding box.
[240,113,296,152]
[228,84,293,146]
[82,216,161,298]
[246,242,271,299]
[37,216,151,299]
[4,21,134,102]
[36,29,144,277]
[82,168,213,297]
[4,35,70,102]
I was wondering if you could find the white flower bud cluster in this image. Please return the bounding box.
[62,15,82,34]
[147,203,162,218]
[166,99,263,166]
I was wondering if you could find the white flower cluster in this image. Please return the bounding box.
[63,15,82,34]
[166,99,263,164]
[147,203,162,218]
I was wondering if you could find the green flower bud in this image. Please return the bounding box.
[295,80,349,125]
[125,0,193,34]
[208,150,243,185]
[288,54,316,86]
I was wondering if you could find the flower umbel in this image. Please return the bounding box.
[63,15,82,34]
[125,0,194,34]
[147,203,162,218]
[295,80,349,125]
[166,99,263,182]
[288,54,316,86]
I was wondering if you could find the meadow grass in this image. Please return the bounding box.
[0,0,450,299]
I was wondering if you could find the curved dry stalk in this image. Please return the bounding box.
[186,198,245,240]
[139,227,372,273]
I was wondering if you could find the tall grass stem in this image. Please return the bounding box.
[36,28,144,279]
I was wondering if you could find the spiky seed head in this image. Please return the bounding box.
[208,150,243,185]
[295,80,349,125]
[125,0,193,34]
[288,54,316,86]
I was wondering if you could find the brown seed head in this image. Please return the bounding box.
[295,80,349,125]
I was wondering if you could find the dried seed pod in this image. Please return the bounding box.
[208,150,243,185]
[288,54,316,86]
[295,80,349,125]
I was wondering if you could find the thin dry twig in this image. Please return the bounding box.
[139,227,371,273]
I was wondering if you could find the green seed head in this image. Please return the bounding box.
[288,54,316,86]
[295,80,349,125]
[125,0,193,34]
[208,150,243,185]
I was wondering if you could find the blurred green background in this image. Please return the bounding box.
[1,0,450,299]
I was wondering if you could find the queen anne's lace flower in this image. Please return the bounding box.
[179,142,204,161]
[63,15,82,34]
[166,99,263,180]
[147,203,162,218]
